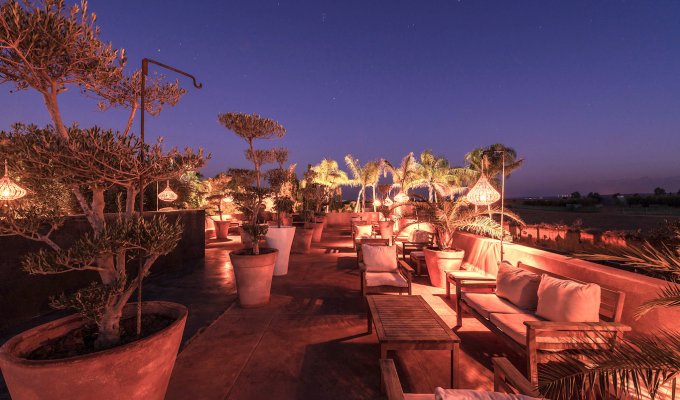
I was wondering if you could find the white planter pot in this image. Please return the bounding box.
[265,226,296,276]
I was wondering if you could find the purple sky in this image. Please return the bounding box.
[1,0,679,197]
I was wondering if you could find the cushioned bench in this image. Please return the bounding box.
[456,261,631,385]
[358,241,413,296]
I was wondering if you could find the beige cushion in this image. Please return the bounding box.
[365,271,408,288]
[489,312,543,345]
[408,229,431,243]
[354,224,373,239]
[448,270,488,280]
[461,293,523,319]
[362,244,397,272]
[495,262,541,310]
[435,387,541,399]
[536,275,601,322]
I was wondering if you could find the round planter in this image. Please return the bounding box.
[315,215,327,230]
[291,227,314,254]
[0,301,187,400]
[265,226,296,276]
[229,248,278,308]
[214,220,230,240]
[305,222,323,243]
[378,220,394,242]
[423,247,465,288]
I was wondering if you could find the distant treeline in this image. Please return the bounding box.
[626,194,680,208]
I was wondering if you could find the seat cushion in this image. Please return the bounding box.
[354,224,373,238]
[362,244,397,272]
[435,387,541,399]
[536,275,601,322]
[489,312,543,345]
[461,293,524,319]
[495,261,540,310]
[365,271,408,288]
[448,270,488,280]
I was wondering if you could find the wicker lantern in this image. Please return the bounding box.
[0,160,27,201]
[466,174,500,206]
[373,199,381,207]
[157,180,178,202]
[394,192,409,203]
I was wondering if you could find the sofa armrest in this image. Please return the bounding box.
[398,259,414,275]
[380,359,406,400]
[524,321,632,333]
[492,357,540,397]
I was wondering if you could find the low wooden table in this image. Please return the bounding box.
[366,295,461,388]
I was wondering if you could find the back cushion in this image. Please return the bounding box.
[495,262,541,310]
[362,244,397,272]
[354,224,373,238]
[536,275,601,322]
[409,230,431,243]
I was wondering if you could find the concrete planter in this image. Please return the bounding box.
[291,227,314,254]
[265,226,296,276]
[305,222,323,243]
[229,248,278,308]
[0,301,187,400]
[378,220,395,242]
[213,220,230,240]
[423,247,465,288]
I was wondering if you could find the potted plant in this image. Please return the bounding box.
[407,195,523,288]
[264,149,296,276]
[219,112,285,308]
[205,173,234,240]
[0,2,206,399]
[377,204,395,242]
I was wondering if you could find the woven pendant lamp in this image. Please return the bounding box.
[0,160,27,201]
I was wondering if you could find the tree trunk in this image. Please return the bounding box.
[361,185,366,211]
[42,90,69,139]
[95,306,123,348]
[123,104,138,136]
[428,185,433,202]
[355,188,363,212]
[372,185,377,211]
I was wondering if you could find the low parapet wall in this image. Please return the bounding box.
[451,231,679,333]
[326,212,381,227]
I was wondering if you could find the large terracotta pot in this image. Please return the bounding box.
[378,220,394,242]
[229,248,278,308]
[265,226,296,276]
[214,220,230,240]
[291,227,314,254]
[0,301,187,400]
[423,247,465,288]
[305,222,323,242]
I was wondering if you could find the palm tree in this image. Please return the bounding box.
[344,155,382,212]
[366,160,382,211]
[309,159,349,211]
[464,143,524,183]
[414,150,475,202]
[539,230,680,400]
[383,152,421,199]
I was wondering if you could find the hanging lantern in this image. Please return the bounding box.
[373,199,381,207]
[394,192,409,203]
[383,197,393,207]
[157,180,178,202]
[0,160,27,201]
[223,195,234,203]
[466,174,500,206]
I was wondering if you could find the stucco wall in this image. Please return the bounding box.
[0,210,205,330]
[451,231,679,333]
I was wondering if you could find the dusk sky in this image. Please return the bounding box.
[1,0,679,197]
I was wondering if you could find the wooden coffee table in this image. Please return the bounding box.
[366,295,460,388]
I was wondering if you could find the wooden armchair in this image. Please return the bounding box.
[358,242,413,297]
[395,231,433,260]
[380,357,542,399]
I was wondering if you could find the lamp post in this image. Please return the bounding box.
[137,58,202,334]
[466,150,506,260]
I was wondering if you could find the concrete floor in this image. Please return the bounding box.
[166,228,524,400]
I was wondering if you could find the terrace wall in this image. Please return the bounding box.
[326,211,381,227]
[451,231,679,333]
[0,210,205,331]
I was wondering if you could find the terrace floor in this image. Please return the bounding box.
[165,227,526,400]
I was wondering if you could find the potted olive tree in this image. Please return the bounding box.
[0,2,205,399]
[264,149,296,276]
[205,173,234,240]
[300,170,326,243]
[218,112,285,307]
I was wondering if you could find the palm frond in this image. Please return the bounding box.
[636,283,680,318]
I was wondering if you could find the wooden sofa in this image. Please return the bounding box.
[357,240,414,297]
[380,357,542,399]
[456,261,631,385]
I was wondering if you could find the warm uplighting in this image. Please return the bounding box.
[0,160,27,201]
[373,199,381,207]
[158,180,178,202]
[394,192,409,203]
[223,195,234,203]
[466,175,500,206]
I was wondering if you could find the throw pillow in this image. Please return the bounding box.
[361,244,397,272]
[354,224,373,239]
[495,262,541,310]
[536,275,601,322]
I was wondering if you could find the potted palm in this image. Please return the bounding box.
[408,194,523,288]
[219,112,285,308]
[264,149,296,276]
[0,2,205,399]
